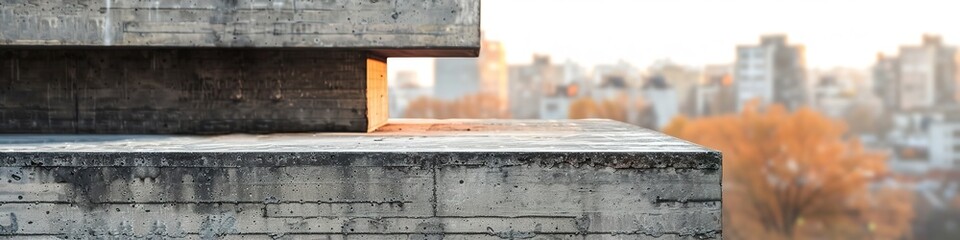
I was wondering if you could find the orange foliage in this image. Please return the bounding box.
[663,103,914,239]
[568,97,629,122]
[568,98,603,119]
[402,93,509,119]
[954,195,960,209]
[403,96,443,118]
[600,100,627,122]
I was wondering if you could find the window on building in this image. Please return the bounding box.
[546,103,558,112]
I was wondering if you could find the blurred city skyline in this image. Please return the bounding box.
[391,0,960,86]
[385,1,960,238]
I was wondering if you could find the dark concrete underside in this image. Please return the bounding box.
[0,119,722,239]
[0,47,389,134]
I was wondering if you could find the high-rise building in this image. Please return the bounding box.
[539,84,581,120]
[507,55,588,119]
[642,75,679,129]
[810,75,852,118]
[808,68,873,118]
[434,58,479,101]
[434,36,508,106]
[873,53,901,110]
[648,60,701,116]
[592,61,643,124]
[593,60,642,92]
[734,35,807,110]
[509,55,555,119]
[927,118,960,169]
[887,35,959,110]
[696,64,737,117]
[479,40,509,112]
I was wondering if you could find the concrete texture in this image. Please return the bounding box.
[0,0,480,57]
[0,48,388,134]
[0,119,722,239]
[0,0,481,133]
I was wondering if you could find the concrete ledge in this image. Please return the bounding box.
[0,119,722,239]
[0,0,481,57]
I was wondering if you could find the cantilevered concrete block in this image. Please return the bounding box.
[0,0,480,56]
[0,119,722,238]
[0,0,479,133]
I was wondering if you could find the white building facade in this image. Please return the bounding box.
[929,121,960,168]
[734,35,807,110]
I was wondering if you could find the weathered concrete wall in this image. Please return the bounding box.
[0,120,723,239]
[0,0,480,57]
[0,48,387,133]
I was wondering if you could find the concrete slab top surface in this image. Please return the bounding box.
[0,119,713,153]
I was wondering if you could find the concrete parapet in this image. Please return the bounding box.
[0,119,722,239]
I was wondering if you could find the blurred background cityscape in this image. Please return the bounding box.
[387,0,958,239]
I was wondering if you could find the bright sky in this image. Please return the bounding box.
[389,0,960,86]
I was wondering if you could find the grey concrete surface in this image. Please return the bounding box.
[0,0,479,134]
[0,119,722,239]
[0,0,480,57]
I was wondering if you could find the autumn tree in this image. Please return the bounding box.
[403,93,509,119]
[600,100,628,122]
[403,96,441,118]
[568,98,603,119]
[568,97,633,122]
[663,103,913,239]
